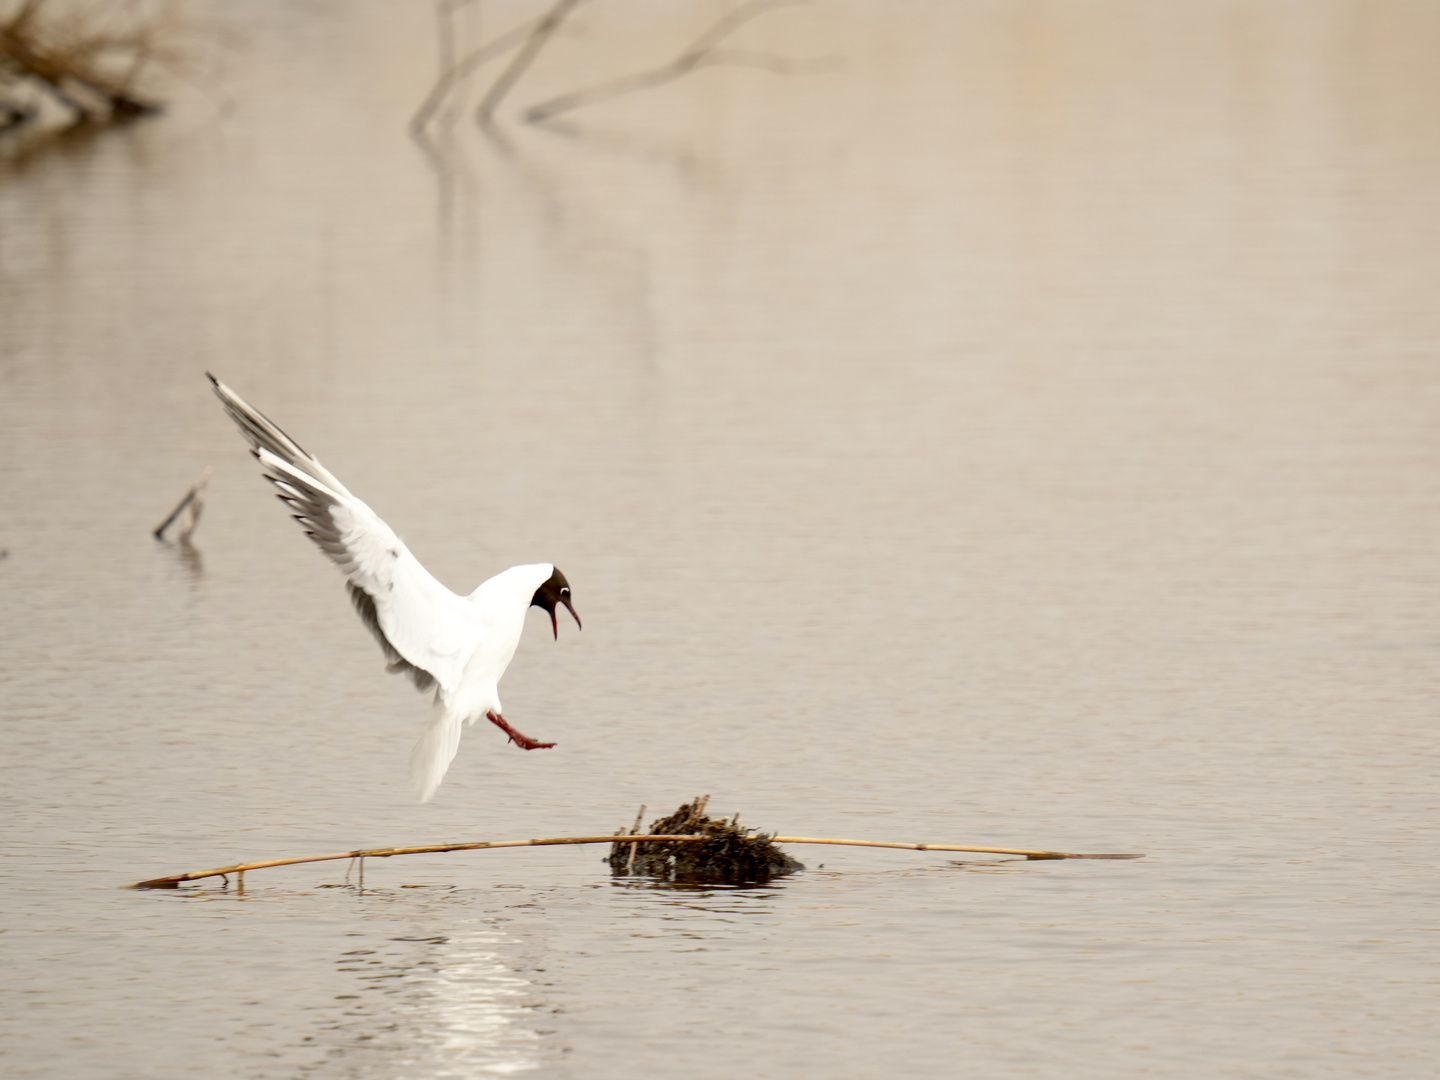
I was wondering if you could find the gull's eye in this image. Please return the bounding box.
[560,587,569,595]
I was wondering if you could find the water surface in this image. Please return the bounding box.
[2,2,1438,1077]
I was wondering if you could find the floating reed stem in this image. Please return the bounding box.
[130,833,1141,889]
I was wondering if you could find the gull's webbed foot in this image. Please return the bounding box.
[486,711,556,750]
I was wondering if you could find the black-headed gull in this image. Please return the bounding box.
[208,375,580,802]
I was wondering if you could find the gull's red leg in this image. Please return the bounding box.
[486,711,556,750]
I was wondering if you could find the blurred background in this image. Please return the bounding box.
[2,2,1438,1078]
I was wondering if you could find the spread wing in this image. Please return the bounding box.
[209,374,476,696]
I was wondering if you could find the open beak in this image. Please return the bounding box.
[550,599,582,640]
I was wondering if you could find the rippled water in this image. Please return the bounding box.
[3,2,1438,1077]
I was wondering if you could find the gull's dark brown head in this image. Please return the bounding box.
[531,567,581,640]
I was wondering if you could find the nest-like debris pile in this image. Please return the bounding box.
[608,795,803,885]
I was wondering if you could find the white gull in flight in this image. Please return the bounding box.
[208,374,580,802]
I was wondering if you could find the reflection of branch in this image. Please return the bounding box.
[409,4,540,134]
[474,0,582,125]
[524,0,833,125]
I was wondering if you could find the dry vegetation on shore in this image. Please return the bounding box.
[0,0,182,134]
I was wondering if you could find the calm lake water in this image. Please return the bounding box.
[2,1,1438,1077]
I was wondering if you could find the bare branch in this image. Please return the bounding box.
[409,11,539,134]
[474,0,581,125]
[680,0,811,57]
[524,0,831,124]
[704,46,839,77]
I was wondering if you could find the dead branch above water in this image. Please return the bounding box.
[410,2,543,135]
[411,0,836,143]
[474,0,583,125]
[524,0,836,125]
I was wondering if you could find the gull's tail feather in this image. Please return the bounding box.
[410,702,463,803]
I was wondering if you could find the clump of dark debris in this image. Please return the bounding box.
[607,795,803,885]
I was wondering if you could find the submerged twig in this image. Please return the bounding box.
[152,467,211,542]
[524,0,834,124]
[131,832,1142,889]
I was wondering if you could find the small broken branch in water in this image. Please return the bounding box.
[0,0,169,128]
[130,826,1142,889]
[153,467,211,542]
[524,0,836,125]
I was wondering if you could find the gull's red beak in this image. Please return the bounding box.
[552,597,581,640]
[532,567,580,641]
[561,596,584,639]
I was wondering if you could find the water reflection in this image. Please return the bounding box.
[941,859,1034,876]
[4,2,1440,1076]
[610,875,790,900]
[154,537,205,579]
[311,923,546,1077]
